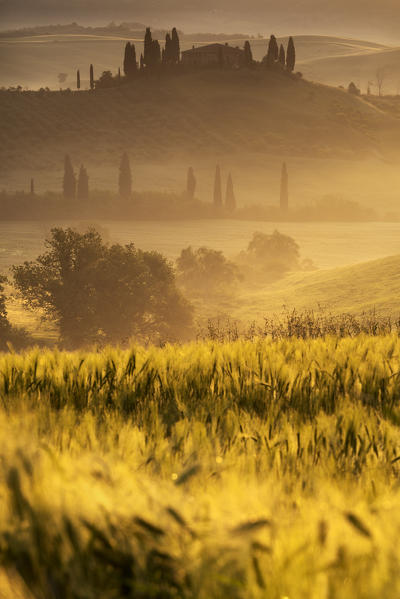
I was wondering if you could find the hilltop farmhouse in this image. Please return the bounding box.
[181,43,245,67]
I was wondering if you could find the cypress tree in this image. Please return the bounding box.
[164,33,172,64]
[144,27,153,67]
[280,162,288,211]
[124,42,131,76]
[244,41,253,66]
[267,35,279,65]
[63,155,76,200]
[76,69,80,90]
[30,178,35,196]
[279,44,286,66]
[213,165,222,207]
[77,165,89,200]
[171,27,180,63]
[152,40,161,65]
[286,37,296,72]
[90,64,94,90]
[186,167,196,200]
[124,42,137,77]
[225,173,236,212]
[140,54,144,70]
[119,153,132,198]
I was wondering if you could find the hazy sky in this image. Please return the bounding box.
[1,0,400,42]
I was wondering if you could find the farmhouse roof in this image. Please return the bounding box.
[182,43,244,55]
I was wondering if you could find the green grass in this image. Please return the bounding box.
[1,335,400,597]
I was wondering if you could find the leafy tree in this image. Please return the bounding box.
[63,155,76,200]
[76,69,80,90]
[186,167,196,200]
[246,230,299,274]
[348,81,360,95]
[266,35,279,65]
[213,165,222,207]
[244,41,253,66]
[77,165,89,200]
[90,64,94,90]
[13,228,193,346]
[279,44,286,66]
[119,153,132,198]
[95,70,115,88]
[176,246,240,295]
[171,27,180,63]
[225,173,236,212]
[280,162,288,211]
[286,37,296,72]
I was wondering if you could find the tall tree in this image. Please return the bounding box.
[213,165,222,207]
[164,33,172,64]
[30,178,35,196]
[76,69,80,90]
[119,153,132,198]
[225,173,236,212]
[140,54,145,70]
[266,35,279,65]
[171,27,180,63]
[63,155,76,200]
[244,40,253,66]
[286,37,296,72]
[77,165,89,200]
[124,42,137,77]
[89,64,94,90]
[186,167,196,200]
[152,40,161,65]
[279,44,286,66]
[280,162,289,211]
[144,27,153,67]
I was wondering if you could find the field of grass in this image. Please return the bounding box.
[1,335,400,597]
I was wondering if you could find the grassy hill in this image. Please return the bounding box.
[201,254,400,322]
[2,68,400,190]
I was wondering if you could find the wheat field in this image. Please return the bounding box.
[0,335,400,597]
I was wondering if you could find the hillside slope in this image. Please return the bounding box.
[214,254,400,320]
[1,69,400,177]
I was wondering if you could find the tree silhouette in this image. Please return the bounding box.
[77,165,89,200]
[286,37,296,72]
[30,178,35,196]
[124,42,137,77]
[164,33,173,64]
[119,153,132,198]
[244,41,253,66]
[171,27,180,63]
[186,167,196,200]
[267,35,279,65]
[279,44,286,66]
[280,162,288,211]
[76,69,80,90]
[90,64,94,90]
[225,173,236,212]
[213,165,222,207]
[63,155,76,200]
[144,27,153,67]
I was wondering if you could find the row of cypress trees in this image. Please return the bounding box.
[63,155,89,200]
[213,166,236,212]
[265,35,296,71]
[123,27,180,77]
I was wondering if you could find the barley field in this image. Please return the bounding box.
[1,334,400,597]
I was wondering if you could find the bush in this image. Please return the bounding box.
[176,246,241,296]
[13,228,193,347]
[241,230,300,276]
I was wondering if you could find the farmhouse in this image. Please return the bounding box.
[181,43,245,67]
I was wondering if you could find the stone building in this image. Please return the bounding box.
[181,43,244,67]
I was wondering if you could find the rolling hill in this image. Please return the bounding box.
[1,68,400,189]
[224,254,400,321]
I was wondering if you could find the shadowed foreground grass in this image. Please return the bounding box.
[1,336,400,597]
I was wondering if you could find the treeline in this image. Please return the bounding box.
[74,28,297,90]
